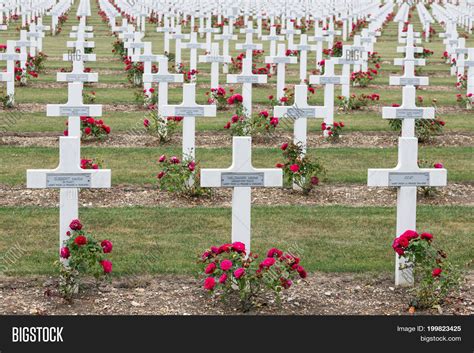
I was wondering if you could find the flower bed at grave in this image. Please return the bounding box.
[200,242,307,312]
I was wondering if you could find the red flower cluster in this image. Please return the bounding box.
[65,116,111,139]
[392,230,433,256]
[227,94,243,105]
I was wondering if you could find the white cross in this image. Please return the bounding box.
[227,57,267,116]
[281,19,301,49]
[143,55,182,113]
[124,31,145,57]
[27,137,111,264]
[336,44,365,98]
[261,26,284,59]
[457,48,474,95]
[47,82,102,137]
[236,21,262,59]
[170,25,190,72]
[265,43,297,99]
[27,24,44,56]
[198,15,220,52]
[57,45,98,83]
[214,25,237,73]
[0,40,26,103]
[309,59,349,134]
[199,42,231,89]
[290,34,317,83]
[162,83,216,159]
[274,84,328,155]
[200,136,282,253]
[309,27,330,71]
[156,17,174,54]
[182,32,206,71]
[455,38,467,80]
[131,42,162,95]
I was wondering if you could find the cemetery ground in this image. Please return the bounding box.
[0,3,473,315]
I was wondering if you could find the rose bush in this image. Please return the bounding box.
[392,230,462,309]
[57,219,113,300]
[200,242,307,311]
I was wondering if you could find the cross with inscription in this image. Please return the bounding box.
[236,21,262,59]
[199,42,231,89]
[214,25,237,74]
[336,44,365,98]
[200,136,282,253]
[265,43,297,99]
[309,59,349,134]
[0,40,26,104]
[182,32,207,71]
[227,57,267,116]
[27,137,111,264]
[162,83,216,159]
[170,25,190,73]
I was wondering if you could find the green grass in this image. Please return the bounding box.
[0,145,472,185]
[0,205,472,275]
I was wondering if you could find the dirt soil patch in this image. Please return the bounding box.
[1,183,472,208]
[0,272,471,315]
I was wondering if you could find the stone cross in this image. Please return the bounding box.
[200,136,282,253]
[236,21,262,59]
[214,25,237,73]
[131,42,160,95]
[162,83,216,159]
[27,137,111,263]
[182,32,206,71]
[47,82,102,137]
[0,40,26,104]
[198,42,231,89]
[265,43,297,99]
[227,57,267,116]
[198,15,220,52]
[309,59,349,134]
[290,34,316,83]
[336,44,365,98]
[170,25,190,73]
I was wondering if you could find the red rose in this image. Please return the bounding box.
[259,110,269,118]
[220,259,233,271]
[224,122,231,129]
[297,265,307,278]
[158,155,166,163]
[63,130,68,136]
[311,176,319,185]
[260,257,276,268]
[205,262,216,274]
[87,117,95,124]
[268,95,274,100]
[101,239,113,253]
[231,242,246,253]
[276,163,284,168]
[233,268,245,279]
[281,278,292,289]
[231,114,239,123]
[157,171,165,179]
[204,277,215,290]
[84,127,92,135]
[149,87,155,93]
[104,125,111,134]
[188,161,196,171]
[432,268,442,277]
[289,164,300,173]
[74,235,87,246]
[69,219,83,230]
[219,273,227,284]
[280,142,288,150]
[421,232,433,241]
[100,260,113,274]
[143,119,150,127]
[170,156,180,164]
[60,247,70,259]
[267,248,283,258]
[233,94,243,102]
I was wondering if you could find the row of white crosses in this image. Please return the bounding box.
[368,25,447,287]
[416,2,434,43]
[456,47,474,108]
[48,0,74,35]
[27,5,111,265]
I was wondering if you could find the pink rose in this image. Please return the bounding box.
[231,242,246,254]
[204,277,215,290]
[219,273,227,284]
[60,247,70,259]
[220,259,233,271]
[205,262,216,274]
[434,163,443,169]
[260,257,276,268]
[289,164,300,173]
[158,155,166,163]
[233,268,245,279]
[101,240,113,253]
[100,260,113,274]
